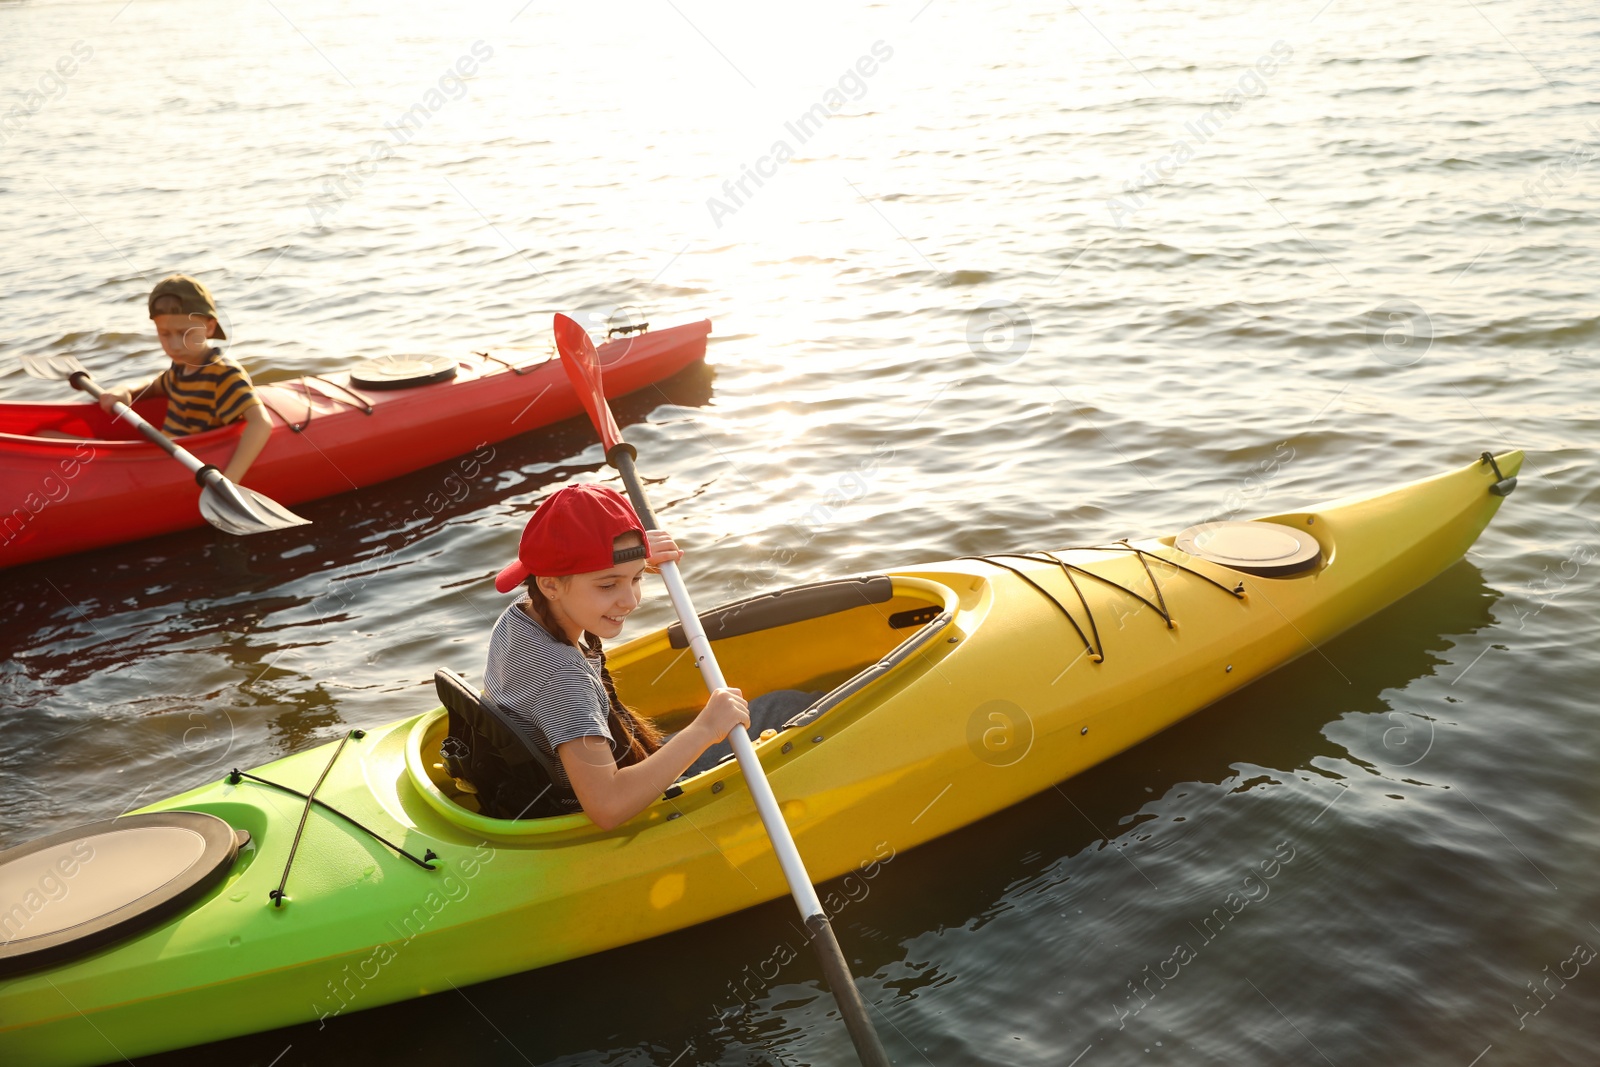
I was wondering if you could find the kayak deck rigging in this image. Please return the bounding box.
[470,347,553,376]
[257,375,375,431]
[226,739,439,899]
[962,541,1253,663]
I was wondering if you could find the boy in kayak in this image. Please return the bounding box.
[97,275,272,485]
[484,483,751,829]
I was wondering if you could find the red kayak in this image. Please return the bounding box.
[0,320,711,569]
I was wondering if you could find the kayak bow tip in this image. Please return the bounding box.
[1480,449,1522,497]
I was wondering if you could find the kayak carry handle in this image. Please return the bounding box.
[1480,452,1517,497]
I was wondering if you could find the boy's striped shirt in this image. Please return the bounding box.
[154,353,260,437]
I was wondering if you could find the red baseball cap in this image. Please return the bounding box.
[495,484,646,592]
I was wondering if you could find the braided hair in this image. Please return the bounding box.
[521,578,663,765]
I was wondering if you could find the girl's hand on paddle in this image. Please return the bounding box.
[97,387,133,413]
[644,529,683,570]
[696,687,749,742]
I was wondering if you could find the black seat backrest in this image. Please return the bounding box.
[435,668,576,820]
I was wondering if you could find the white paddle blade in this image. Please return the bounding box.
[19,354,89,381]
[199,480,311,536]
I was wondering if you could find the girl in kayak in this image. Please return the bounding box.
[97,275,271,485]
[486,483,752,829]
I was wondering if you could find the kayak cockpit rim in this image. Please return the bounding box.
[777,576,958,729]
[402,575,962,838]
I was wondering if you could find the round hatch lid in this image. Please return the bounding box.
[0,811,244,978]
[348,355,458,391]
[1174,521,1321,577]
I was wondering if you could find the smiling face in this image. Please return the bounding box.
[152,313,219,366]
[536,531,648,642]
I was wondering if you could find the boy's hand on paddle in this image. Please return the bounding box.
[97,387,133,413]
[644,529,683,570]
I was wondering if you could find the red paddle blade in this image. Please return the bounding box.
[553,313,628,457]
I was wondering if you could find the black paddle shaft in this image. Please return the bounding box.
[607,447,662,530]
[808,914,894,1067]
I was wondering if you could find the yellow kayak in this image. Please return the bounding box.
[0,450,1521,1066]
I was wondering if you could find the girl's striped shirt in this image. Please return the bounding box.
[483,601,612,805]
[154,352,260,437]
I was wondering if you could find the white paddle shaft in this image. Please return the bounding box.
[655,559,827,922]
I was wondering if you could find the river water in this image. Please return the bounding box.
[2,0,1598,1064]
